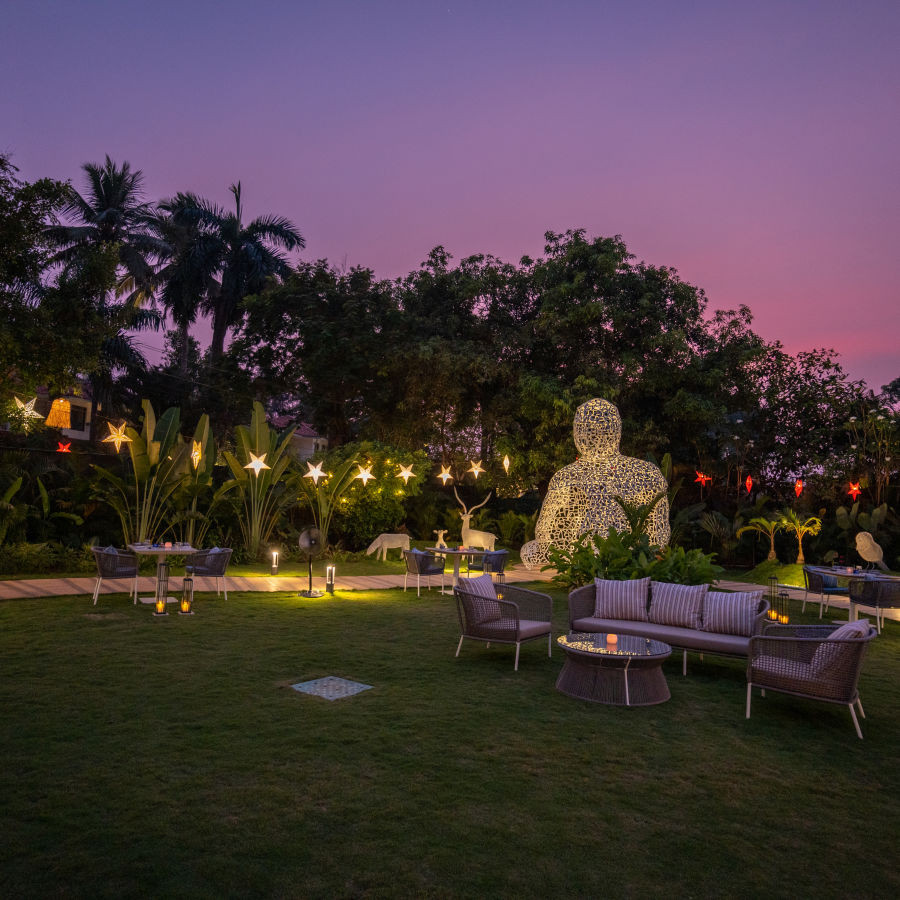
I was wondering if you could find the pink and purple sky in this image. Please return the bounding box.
[2,1,898,389]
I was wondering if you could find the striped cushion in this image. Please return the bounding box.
[593,577,650,621]
[648,582,708,629]
[702,590,763,637]
[458,575,501,624]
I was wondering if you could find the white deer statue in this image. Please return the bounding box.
[453,488,498,551]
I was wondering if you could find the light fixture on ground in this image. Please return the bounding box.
[325,565,336,594]
[180,577,194,615]
[271,550,279,575]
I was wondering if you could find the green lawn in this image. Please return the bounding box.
[1,586,898,898]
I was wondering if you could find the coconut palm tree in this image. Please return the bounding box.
[164,182,304,361]
[736,516,783,561]
[44,155,165,304]
[778,509,822,565]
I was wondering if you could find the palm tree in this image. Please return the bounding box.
[165,182,304,361]
[736,516,783,561]
[778,509,822,565]
[44,155,165,304]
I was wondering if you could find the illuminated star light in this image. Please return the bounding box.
[468,460,484,479]
[397,464,416,484]
[438,465,453,485]
[244,452,271,475]
[694,471,712,487]
[502,455,510,474]
[305,460,326,484]
[745,475,753,494]
[191,440,202,469]
[848,481,861,500]
[102,422,133,453]
[794,478,803,498]
[14,396,43,427]
[355,464,374,485]
[57,442,71,453]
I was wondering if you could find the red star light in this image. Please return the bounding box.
[848,481,861,500]
[794,478,803,497]
[745,475,753,494]
[694,471,711,487]
[57,442,71,453]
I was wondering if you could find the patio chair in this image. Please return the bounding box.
[802,566,845,617]
[746,620,876,739]
[465,549,510,579]
[402,549,445,597]
[849,577,900,634]
[454,576,552,671]
[91,546,139,605]
[184,548,232,600]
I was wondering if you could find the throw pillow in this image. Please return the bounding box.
[648,582,708,629]
[826,619,871,641]
[811,619,871,676]
[593,577,650,621]
[822,573,839,589]
[702,590,763,636]
[458,574,501,624]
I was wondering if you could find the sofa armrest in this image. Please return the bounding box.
[568,584,595,626]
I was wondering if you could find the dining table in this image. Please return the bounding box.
[128,542,197,605]
[426,546,485,594]
[806,565,900,622]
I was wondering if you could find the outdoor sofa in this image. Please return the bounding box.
[568,577,769,675]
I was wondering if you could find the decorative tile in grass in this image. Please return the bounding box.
[292,676,373,701]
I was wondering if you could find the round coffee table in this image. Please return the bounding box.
[556,632,672,706]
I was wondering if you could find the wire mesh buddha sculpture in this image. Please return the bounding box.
[521,398,670,569]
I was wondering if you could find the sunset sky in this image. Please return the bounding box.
[2,0,897,389]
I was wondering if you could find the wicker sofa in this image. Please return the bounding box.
[568,578,769,675]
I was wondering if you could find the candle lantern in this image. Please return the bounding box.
[767,576,780,621]
[153,561,169,616]
[777,591,790,625]
[325,565,336,594]
[271,550,279,575]
[180,577,194,615]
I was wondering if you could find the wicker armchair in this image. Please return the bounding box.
[746,622,876,739]
[184,548,232,600]
[801,566,846,617]
[849,577,900,634]
[91,547,139,605]
[454,583,553,671]
[402,549,446,597]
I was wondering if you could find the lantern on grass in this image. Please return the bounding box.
[325,565,336,594]
[777,592,790,624]
[767,576,780,621]
[180,577,194,615]
[45,398,71,429]
[271,550,279,575]
[153,561,170,616]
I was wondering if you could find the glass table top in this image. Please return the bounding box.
[557,632,671,658]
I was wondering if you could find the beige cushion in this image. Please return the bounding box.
[593,577,650,621]
[702,590,763,637]
[810,619,871,676]
[458,575,501,624]
[826,620,871,641]
[649,582,708,629]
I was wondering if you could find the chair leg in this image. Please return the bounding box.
[849,703,864,739]
[455,635,464,658]
[133,575,139,605]
[222,577,228,602]
[514,642,521,672]
[745,683,752,719]
[547,632,552,657]
[683,649,687,676]
[801,590,808,614]
[403,572,408,592]
[856,696,865,719]
[417,574,421,598]
[93,577,101,605]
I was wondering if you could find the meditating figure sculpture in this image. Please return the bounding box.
[521,398,670,569]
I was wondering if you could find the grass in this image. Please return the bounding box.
[1,585,899,898]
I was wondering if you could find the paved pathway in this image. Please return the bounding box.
[0,571,894,623]
[0,564,554,601]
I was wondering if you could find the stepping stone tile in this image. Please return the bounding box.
[292,676,373,701]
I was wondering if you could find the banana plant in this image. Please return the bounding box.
[169,414,222,547]
[0,476,25,545]
[296,455,361,550]
[93,399,191,543]
[221,401,301,558]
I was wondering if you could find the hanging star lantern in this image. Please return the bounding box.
[244,452,270,475]
[745,475,753,494]
[102,422,133,453]
[438,465,453,485]
[191,441,202,469]
[14,396,43,428]
[397,464,416,484]
[57,442,71,453]
[794,478,803,498]
[848,481,861,500]
[468,460,484,479]
[304,460,326,484]
[502,454,510,474]
[355,464,374,485]
[695,471,712,487]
